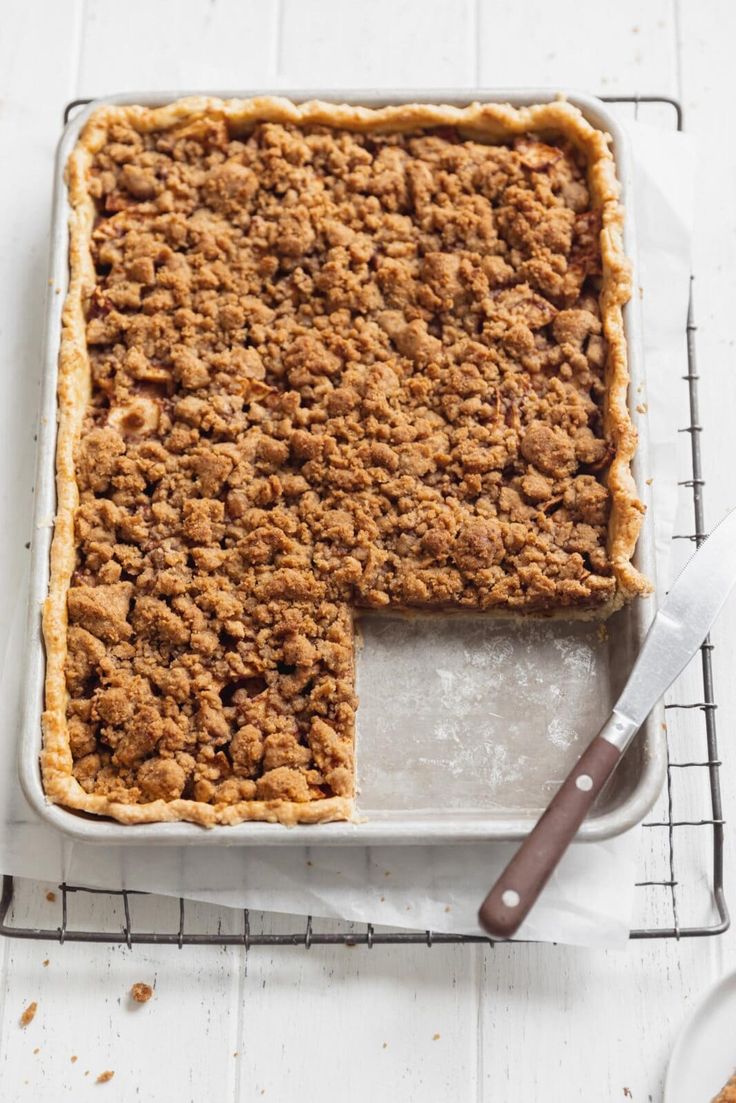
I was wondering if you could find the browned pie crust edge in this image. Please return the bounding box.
[41,95,649,827]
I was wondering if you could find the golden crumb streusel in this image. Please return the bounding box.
[52,104,638,819]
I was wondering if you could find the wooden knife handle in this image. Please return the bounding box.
[478,735,623,940]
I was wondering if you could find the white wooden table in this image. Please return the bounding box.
[1,1,735,1099]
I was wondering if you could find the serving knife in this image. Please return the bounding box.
[479,506,736,940]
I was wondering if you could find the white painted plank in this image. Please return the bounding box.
[480,940,722,1102]
[0,0,84,668]
[279,0,476,89]
[675,0,736,1050]
[0,0,83,1071]
[77,0,279,95]
[1,880,480,1103]
[478,0,679,96]
[237,936,480,1103]
[0,879,244,1103]
[678,0,736,752]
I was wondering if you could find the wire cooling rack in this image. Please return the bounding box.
[0,94,727,949]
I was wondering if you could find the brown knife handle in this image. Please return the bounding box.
[478,735,623,940]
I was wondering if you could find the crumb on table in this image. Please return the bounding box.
[130,982,153,1004]
[96,1070,115,1084]
[712,1073,736,1103]
[20,1002,37,1028]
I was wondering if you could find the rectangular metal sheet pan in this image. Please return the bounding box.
[18,88,666,845]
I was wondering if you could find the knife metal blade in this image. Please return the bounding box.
[605,505,736,749]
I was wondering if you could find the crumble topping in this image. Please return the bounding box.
[65,115,617,811]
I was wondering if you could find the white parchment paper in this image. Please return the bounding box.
[0,121,695,948]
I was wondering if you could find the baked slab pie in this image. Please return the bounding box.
[41,96,650,827]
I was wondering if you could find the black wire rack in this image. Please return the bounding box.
[0,94,727,950]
